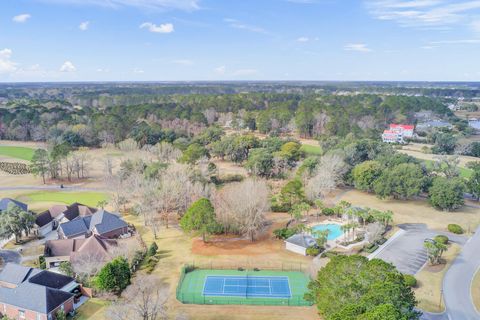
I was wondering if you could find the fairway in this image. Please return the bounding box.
[177,268,312,306]
[16,191,108,207]
[0,146,36,161]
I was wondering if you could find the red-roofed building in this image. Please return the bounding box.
[382,124,414,143]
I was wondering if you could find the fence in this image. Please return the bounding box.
[176,263,313,307]
[187,260,308,273]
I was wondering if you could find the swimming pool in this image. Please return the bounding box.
[311,223,343,240]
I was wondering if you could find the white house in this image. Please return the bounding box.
[284,234,317,256]
[382,124,414,144]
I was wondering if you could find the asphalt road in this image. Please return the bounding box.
[373,224,466,275]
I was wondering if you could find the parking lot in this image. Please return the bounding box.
[372,224,467,275]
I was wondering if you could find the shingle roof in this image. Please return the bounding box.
[58,209,127,238]
[285,234,317,249]
[45,235,116,259]
[36,211,53,227]
[59,217,89,238]
[0,198,28,212]
[0,263,75,314]
[90,210,128,235]
[63,203,96,221]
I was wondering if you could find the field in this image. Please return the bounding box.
[423,159,473,178]
[337,189,480,231]
[0,146,36,161]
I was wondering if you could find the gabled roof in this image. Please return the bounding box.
[63,202,97,221]
[90,210,128,235]
[58,209,127,238]
[285,233,317,249]
[45,234,117,259]
[0,198,28,212]
[0,263,75,314]
[36,205,69,227]
[59,216,89,238]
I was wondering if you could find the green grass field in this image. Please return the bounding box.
[0,146,36,161]
[177,268,312,306]
[16,191,108,207]
[300,144,323,156]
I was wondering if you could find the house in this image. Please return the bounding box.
[44,234,117,269]
[284,233,317,256]
[0,198,28,213]
[58,209,128,240]
[0,263,80,320]
[416,120,452,132]
[35,203,96,237]
[381,124,414,144]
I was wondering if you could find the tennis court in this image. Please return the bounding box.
[203,275,291,298]
[177,267,312,306]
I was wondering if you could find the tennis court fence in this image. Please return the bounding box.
[176,263,313,307]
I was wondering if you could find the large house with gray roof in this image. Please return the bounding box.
[0,263,79,320]
[58,209,128,240]
[35,203,97,237]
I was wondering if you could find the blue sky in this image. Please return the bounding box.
[1,0,480,82]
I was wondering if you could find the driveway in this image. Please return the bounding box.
[372,224,467,275]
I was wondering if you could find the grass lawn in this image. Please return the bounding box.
[414,243,461,313]
[75,298,109,320]
[16,191,108,208]
[337,189,480,231]
[0,146,36,161]
[472,269,480,313]
[300,144,322,156]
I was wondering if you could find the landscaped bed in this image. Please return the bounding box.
[177,267,312,306]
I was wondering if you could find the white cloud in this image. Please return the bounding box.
[366,0,480,29]
[232,69,258,76]
[172,59,193,66]
[297,36,310,42]
[59,61,76,72]
[472,20,480,32]
[133,68,145,74]
[344,43,372,52]
[224,18,269,35]
[140,22,174,33]
[13,14,31,23]
[36,0,199,11]
[214,65,226,75]
[79,21,90,31]
[0,49,18,74]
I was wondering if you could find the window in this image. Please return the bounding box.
[19,310,25,319]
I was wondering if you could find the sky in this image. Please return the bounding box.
[1,0,480,82]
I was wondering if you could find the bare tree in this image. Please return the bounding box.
[149,142,182,163]
[118,138,140,153]
[366,222,385,244]
[305,154,348,201]
[432,155,460,179]
[106,275,169,320]
[214,178,269,241]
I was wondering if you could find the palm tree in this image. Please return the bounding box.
[314,199,324,221]
[357,208,370,228]
[424,241,447,265]
[312,229,329,248]
[341,224,351,242]
[350,221,360,240]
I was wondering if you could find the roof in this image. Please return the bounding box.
[58,210,127,238]
[0,198,28,212]
[285,233,317,249]
[46,235,116,260]
[36,205,69,227]
[59,217,89,238]
[389,124,414,130]
[90,210,128,235]
[63,202,96,221]
[0,263,75,314]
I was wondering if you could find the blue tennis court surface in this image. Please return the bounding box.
[203,275,291,298]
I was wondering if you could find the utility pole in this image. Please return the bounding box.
[439,289,444,310]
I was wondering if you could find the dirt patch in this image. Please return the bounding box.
[423,262,446,273]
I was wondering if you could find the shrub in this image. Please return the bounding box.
[130,250,146,272]
[38,255,46,269]
[448,224,464,234]
[148,242,158,256]
[322,207,335,216]
[365,244,379,253]
[306,246,321,256]
[434,235,449,244]
[376,238,387,245]
[273,228,296,240]
[403,275,417,288]
[145,256,159,274]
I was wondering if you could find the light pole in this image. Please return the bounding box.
[439,289,444,310]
